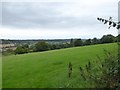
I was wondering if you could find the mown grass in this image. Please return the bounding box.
[2,43,118,88]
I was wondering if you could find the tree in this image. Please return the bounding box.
[92,38,99,44]
[49,44,57,50]
[70,39,74,47]
[22,44,29,49]
[29,45,36,52]
[85,39,92,45]
[15,45,29,54]
[100,34,115,44]
[74,39,83,46]
[35,41,49,52]
[116,34,120,42]
[63,43,71,48]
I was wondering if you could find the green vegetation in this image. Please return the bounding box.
[100,34,116,43]
[15,44,29,54]
[2,43,117,88]
[34,41,49,52]
[79,50,119,88]
[74,39,83,46]
[13,34,117,55]
[2,34,118,56]
[2,49,15,56]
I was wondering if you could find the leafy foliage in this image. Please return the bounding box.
[79,50,120,88]
[84,39,92,45]
[97,17,120,29]
[74,39,83,46]
[92,38,99,44]
[35,41,49,52]
[15,44,29,54]
[2,49,15,56]
[100,34,115,43]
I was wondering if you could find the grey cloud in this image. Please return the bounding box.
[0,1,118,39]
[2,2,98,29]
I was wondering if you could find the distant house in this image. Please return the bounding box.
[0,44,17,52]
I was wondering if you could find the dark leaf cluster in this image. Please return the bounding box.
[97,17,120,29]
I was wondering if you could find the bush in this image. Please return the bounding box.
[15,44,29,54]
[74,39,83,46]
[79,50,120,88]
[100,34,115,44]
[2,49,15,56]
[35,41,49,52]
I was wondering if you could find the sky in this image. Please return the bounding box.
[0,0,119,39]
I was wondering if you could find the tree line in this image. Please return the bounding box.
[14,34,120,55]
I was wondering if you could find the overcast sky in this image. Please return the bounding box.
[0,0,119,39]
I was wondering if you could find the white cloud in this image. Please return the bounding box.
[0,0,119,39]
[0,24,118,39]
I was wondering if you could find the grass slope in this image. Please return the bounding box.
[2,43,118,88]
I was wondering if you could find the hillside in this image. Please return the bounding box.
[2,43,118,88]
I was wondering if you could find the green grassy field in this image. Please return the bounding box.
[2,43,118,88]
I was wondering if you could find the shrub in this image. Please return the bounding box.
[79,50,120,88]
[15,45,29,54]
[35,41,49,52]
